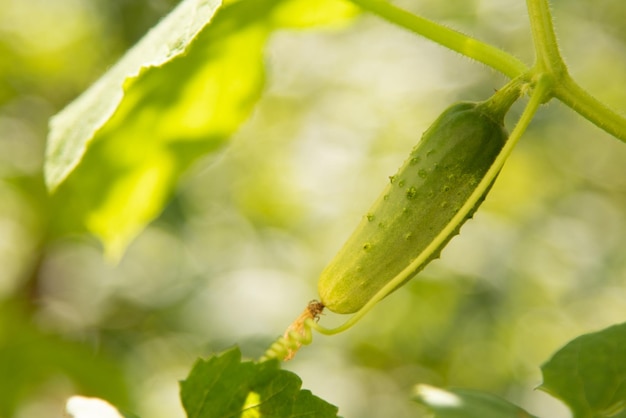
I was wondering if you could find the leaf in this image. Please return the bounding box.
[180,347,338,418]
[47,0,264,260]
[539,322,626,418]
[44,0,357,260]
[413,384,538,418]
[271,0,358,28]
[45,0,223,191]
[46,3,258,259]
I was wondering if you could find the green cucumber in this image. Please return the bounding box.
[318,91,518,314]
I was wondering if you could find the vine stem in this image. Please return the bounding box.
[526,0,565,75]
[349,0,626,143]
[346,0,528,78]
[554,73,626,144]
[525,0,626,142]
[310,76,551,337]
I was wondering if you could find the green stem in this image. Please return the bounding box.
[526,0,565,75]
[525,0,626,142]
[477,75,528,121]
[349,0,626,144]
[311,77,550,337]
[554,74,626,144]
[347,0,528,78]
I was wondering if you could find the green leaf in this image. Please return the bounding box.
[539,322,626,418]
[271,0,358,28]
[47,0,265,260]
[45,0,223,191]
[45,0,356,260]
[413,384,537,418]
[180,347,338,418]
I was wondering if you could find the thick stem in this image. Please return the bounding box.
[347,0,528,78]
[526,0,626,143]
[554,74,626,144]
[477,75,528,122]
[526,0,566,76]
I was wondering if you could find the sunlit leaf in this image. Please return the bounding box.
[45,0,223,191]
[271,0,358,28]
[540,322,626,418]
[45,0,357,260]
[180,347,338,418]
[412,384,537,418]
[50,0,269,260]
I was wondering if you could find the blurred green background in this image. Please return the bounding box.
[1,0,625,417]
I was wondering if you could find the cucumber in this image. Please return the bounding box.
[318,95,516,314]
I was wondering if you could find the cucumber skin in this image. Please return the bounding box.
[318,102,508,314]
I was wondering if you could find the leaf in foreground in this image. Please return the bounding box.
[540,322,626,418]
[45,0,222,191]
[413,384,537,418]
[180,347,338,418]
[45,0,356,260]
[47,0,265,260]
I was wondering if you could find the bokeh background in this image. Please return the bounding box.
[1,0,626,417]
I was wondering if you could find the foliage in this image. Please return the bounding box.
[180,347,338,417]
[45,0,356,260]
[540,323,626,418]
